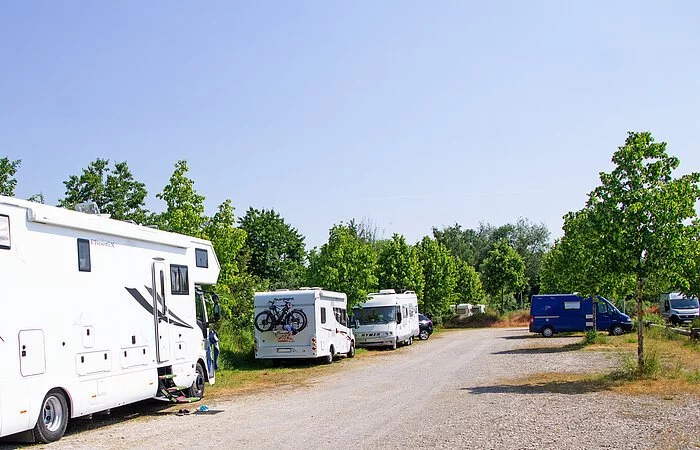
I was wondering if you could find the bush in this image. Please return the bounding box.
[691,317,700,329]
[583,330,608,345]
[619,348,662,379]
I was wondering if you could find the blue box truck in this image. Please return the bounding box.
[529,294,633,337]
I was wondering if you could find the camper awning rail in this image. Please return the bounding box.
[26,206,195,249]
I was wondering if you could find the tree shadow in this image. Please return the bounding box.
[492,342,586,355]
[460,378,614,395]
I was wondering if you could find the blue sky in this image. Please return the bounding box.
[2,1,699,248]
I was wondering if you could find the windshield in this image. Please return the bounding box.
[353,306,396,325]
[670,298,699,309]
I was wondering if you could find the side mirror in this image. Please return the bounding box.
[212,303,221,322]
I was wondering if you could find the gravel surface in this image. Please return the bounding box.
[3,327,699,449]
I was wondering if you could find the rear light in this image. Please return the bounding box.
[529,315,534,324]
[311,336,317,351]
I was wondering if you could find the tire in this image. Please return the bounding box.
[390,338,397,350]
[33,389,69,443]
[254,311,275,332]
[419,329,430,340]
[286,310,308,333]
[541,326,554,338]
[187,362,206,399]
[347,342,355,358]
[610,325,624,336]
[322,346,334,364]
[408,336,413,346]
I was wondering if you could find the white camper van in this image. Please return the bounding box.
[254,289,355,364]
[659,292,699,325]
[352,289,420,349]
[0,196,221,443]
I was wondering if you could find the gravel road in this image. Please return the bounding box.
[4,327,699,449]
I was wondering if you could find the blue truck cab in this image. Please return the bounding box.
[529,294,633,337]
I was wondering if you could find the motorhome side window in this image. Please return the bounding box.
[563,301,580,310]
[195,248,208,268]
[320,307,327,324]
[170,264,189,295]
[77,238,91,272]
[0,214,10,249]
[333,307,347,326]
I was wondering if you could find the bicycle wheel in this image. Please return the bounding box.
[286,310,308,333]
[254,311,275,332]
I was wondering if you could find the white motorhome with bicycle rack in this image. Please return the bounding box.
[352,289,420,349]
[0,196,220,443]
[254,289,355,364]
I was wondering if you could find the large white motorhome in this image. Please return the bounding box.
[254,289,355,364]
[352,289,420,349]
[0,196,221,443]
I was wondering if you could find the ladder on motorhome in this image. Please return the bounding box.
[154,369,200,404]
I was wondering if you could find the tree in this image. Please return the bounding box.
[153,160,205,236]
[585,132,700,370]
[58,159,148,223]
[307,224,378,308]
[28,193,45,204]
[455,260,485,304]
[479,239,527,313]
[432,224,481,266]
[239,207,307,289]
[0,157,21,196]
[377,234,424,298]
[202,199,247,289]
[416,237,457,319]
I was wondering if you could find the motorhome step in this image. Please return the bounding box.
[174,396,200,403]
[158,374,176,380]
[166,386,190,392]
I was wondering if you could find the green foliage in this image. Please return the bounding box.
[583,330,608,345]
[0,157,21,196]
[455,259,484,304]
[376,234,424,298]
[433,218,549,295]
[28,193,45,204]
[479,239,527,313]
[58,159,149,223]
[239,207,307,289]
[153,160,205,236]
[416,236,457,319]
[307,223,378,308]
[203,199,247,289]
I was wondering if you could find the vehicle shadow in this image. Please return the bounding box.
[460,378,613,395]
[492,343,586,355]
[0,401,178,447]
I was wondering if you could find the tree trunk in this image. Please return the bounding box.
[636,277,644,372]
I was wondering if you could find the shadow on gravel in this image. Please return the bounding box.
[460,378,613,395]
[0,401,178,447]
[492,342,585,355]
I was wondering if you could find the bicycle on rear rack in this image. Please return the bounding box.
[254,299,308,333]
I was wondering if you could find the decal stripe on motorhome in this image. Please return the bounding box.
[125,287,194,329]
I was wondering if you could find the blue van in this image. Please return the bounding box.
[529,294,633,337]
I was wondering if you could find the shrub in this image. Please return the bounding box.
[583,330,609,345]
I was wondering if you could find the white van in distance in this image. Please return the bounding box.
[352,289,420,349]
[254,289,355,364]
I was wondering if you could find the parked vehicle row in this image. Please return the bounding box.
[253,288,433,365]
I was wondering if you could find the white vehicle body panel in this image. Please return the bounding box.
[353,291,420,348]
[254,289,353,360]
[0,196,220,439]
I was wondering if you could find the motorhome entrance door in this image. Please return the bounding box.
[152,261,170,363]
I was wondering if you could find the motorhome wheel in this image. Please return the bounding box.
[347,342,355,358]
[322,346,334,364]
[391,338,397,350]
[33,389,69,443]
[541,326,554,338]
[187,362,206,399]
[610,325,624,336]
